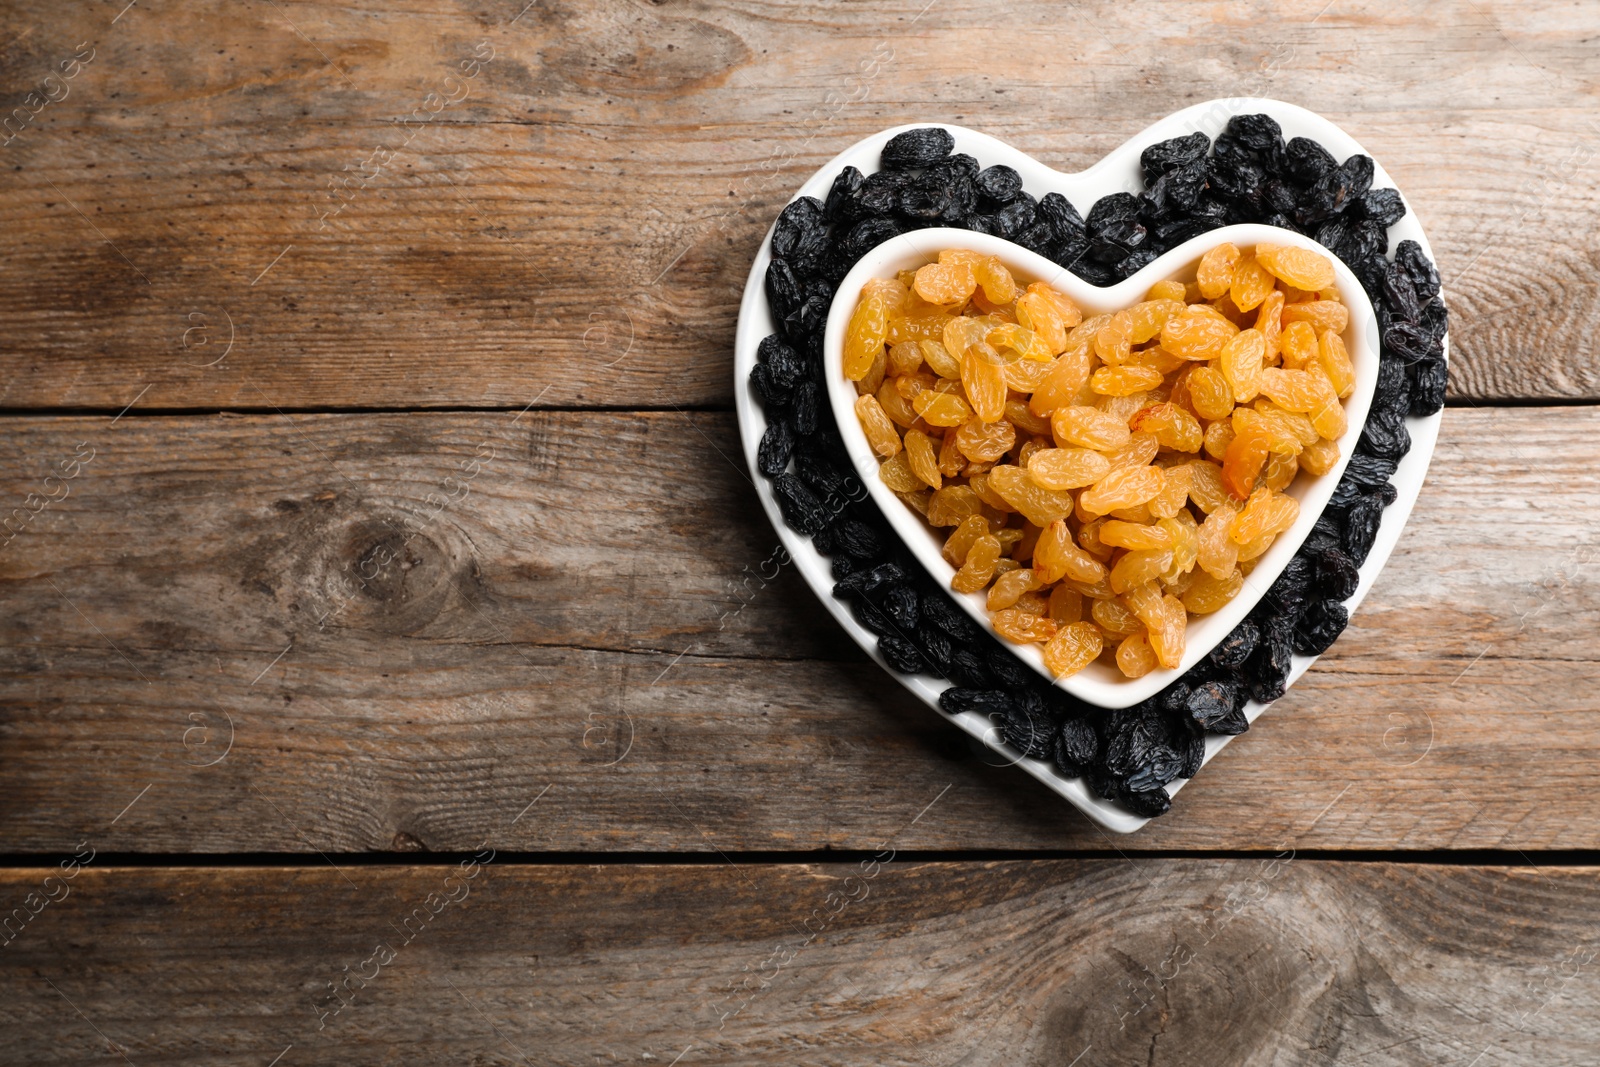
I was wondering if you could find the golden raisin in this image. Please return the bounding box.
[844,293,888,381]
[1161,311,1236,360]
[855,394,902,457]
[951,533,1001,593]
[1231,487,1299,543]
[1116,631,1159,678]
[1051,406,1132,451]
[904,428,941,489]
[954,418,1016,463]
[1048,585,1084,625]
[992,607,1056,644]
[1256,244,1335,291]
[1043,621,1102,677]
[986,464,1075,526]
[1196,504,1239,579]
[987,567,1041,611]
[1196,242,1242,300]
[1181,567,1242,614]
[1280,320,1319,371]
[943,514,990,564]
[927,485,983,527]
[1129,402,1203,453]
[1079,465,1167,516]
[1028,447,1111,491]
[1229,255,1275,312]
[1187,365,1234,421]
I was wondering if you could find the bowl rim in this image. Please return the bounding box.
[823,223,1381,708]
[732,99,1447,833]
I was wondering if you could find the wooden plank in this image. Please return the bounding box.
[0,406,1596,852]
[0,1,1595,408]
[1,861,1597,1064]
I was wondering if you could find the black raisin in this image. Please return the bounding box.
[1383,259,1422,324]
[1036,191,1086,241]
[946,649,992,689]
[792,380,820,436]
[841,217,902,262]
[1395,240,1442,304]
[1294,598,1349,656]
[1284,136,1338,183]
[938,687,1013,719]
[1265,556,1313,619]
[1208,705,1250,736]
[1247,615,1296,703]
[772,474,828,535]
[833,562,905,598]
[1227,114,1286,161]
[1211,619,1260,670]
[1357,407,1411,460]
[913,627,952,677]
[985,647,1031,689]
[1382,321,1438,364]
[757,418,795,477]
[1185,679,1238,730]
[823,165,865,223]
[994,194,1037,237]
[922,592,980,644]
[1311,544,1360,601]
[1344,492,1384,566]
[764,258,803,322]
[1054,717,1099,776]
[881,127,954,170]
[1140,131,1210,181]
[999,700,1056,760]
[1408,355,1447,416]
[771,196,829,273]
[1177,730,1205,780]
[1355,187,1406,227]
[877,583,920,632]
[1122,786,1172,818]
[879,634,927,674]
[973,164,1023,203]
[850,598,894,636]
[833,519,884,560]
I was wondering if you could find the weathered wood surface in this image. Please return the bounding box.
[0,0,1596,410]
[1,406,1596,852]
[2,861,1598,1065]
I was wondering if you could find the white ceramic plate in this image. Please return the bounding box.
[732,98,1447,833]
[824,224,1379,708]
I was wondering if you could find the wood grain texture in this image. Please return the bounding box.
[2,861,1598,1065]
[1,406,1596,853]
[0,0,1595,409]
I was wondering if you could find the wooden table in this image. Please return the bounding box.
[2,1,1597,1062]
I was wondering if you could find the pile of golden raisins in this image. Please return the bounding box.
[845,242,1355,680]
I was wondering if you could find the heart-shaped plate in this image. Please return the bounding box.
[733,99,1447,832]
[824,224,1380,708]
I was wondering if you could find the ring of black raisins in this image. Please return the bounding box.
[749,115,1447,818]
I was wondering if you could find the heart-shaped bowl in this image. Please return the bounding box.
[824,224,1380,708]
[733,99,1447,832]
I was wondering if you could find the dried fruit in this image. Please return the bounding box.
[855,394,902,457]
[1256,244,1336,291]
[1028,448,1111,491]
[1196,242,1241,300]
[1079,465,1167,516]
[1052,406,1132,451]
[1043,621,1102,677]
[844,294,889,381]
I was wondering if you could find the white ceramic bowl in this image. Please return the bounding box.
[825,224,1379,708]
[732,98,1447,832]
